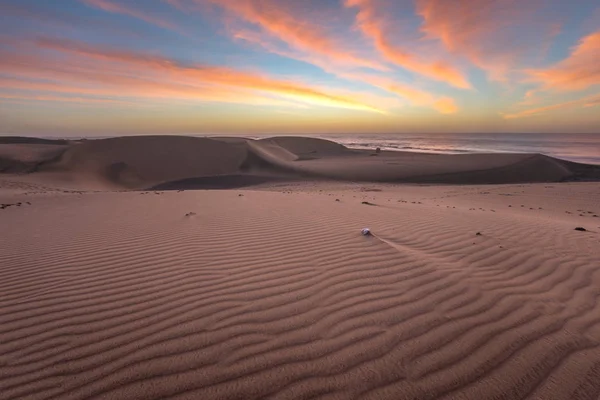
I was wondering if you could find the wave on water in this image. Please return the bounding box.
[316,133,600,165]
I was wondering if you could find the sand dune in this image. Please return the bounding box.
[41,136,248,189]
[1,182,599,399]
[1,135,598,190]
[1,136,600,399]
[0,143,67,174]
[0,137,69,146]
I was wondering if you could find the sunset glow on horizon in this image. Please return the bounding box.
[1,0,599,136]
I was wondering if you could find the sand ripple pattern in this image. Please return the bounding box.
[1,190,600,399]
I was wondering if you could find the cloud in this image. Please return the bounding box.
[345,0,471,89]
[503,93,600,119]
[386,84,458,114]
[432,98,459,114]
[192,0,387,72]
[228,27,353,78]
[0,37,385,113]
[345,73,459,114]
[416,0,559,81]
[0,76,278,107]
[527,31,600,91]
[0,93,135,105]
[81,0,180,32]
[166,0,458,114]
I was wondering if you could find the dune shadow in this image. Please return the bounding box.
[147,174,300,190]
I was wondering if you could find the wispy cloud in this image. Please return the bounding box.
[527,31,600,91]
[3,0,599,133]
[220,4,458,114]
[503,93,600,119]
[344,73,459,114]
[227,27,366,79]
[416,0,559,81]
[81,0,180,32]
[0,37,385,113]
[383,84,458,114]
[345,0,471,89]
[194,0,387,72]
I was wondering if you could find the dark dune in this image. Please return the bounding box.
[149,174,304,190]
[0,136,69,145]
[0,135,599,189]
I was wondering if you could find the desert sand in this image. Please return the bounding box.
[1,136,600,399]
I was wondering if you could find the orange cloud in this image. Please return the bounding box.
[527,31,600,91]
[1,38,385,113]
[199,0,387,71]
[386,84,458,114]
[82,0,179,32]
[503,93,600,119]
[432,98,459,114]
[170,0,456,113]
[416,0,559,81]
[345,73,459,114]
[40,38,384,112]
[0,76,297,108]
[345,0,470,89]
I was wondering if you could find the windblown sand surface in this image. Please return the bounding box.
[1,136,600,399]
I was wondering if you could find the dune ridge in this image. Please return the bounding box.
[0,135,598,190]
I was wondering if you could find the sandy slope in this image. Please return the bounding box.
[1,136,598,190]
[1,180,600,399]
[1,136,600,399]
[44,136,247,189]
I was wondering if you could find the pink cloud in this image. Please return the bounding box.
[345,0,471,89]
[503,93,600,119]
[163,0,459,113]
[527,31,600,91]
[192,0,387,72]
[344,73,459,114]
[416,0,560,81]
[0,38,386,113]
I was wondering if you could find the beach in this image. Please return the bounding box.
[1,136,600,399]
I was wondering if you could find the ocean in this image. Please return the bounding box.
[314,133,600,165]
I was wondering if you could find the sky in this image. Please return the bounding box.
[0,0,599,136]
